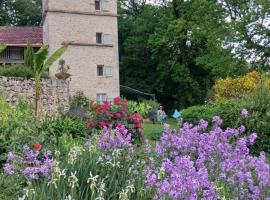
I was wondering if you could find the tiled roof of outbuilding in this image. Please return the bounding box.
[0,26,43,47]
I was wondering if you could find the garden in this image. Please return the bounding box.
[1,0,270,199]
[1,73,270,199]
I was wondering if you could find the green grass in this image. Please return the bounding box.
[143,118,179,141]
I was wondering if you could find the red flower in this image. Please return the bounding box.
[106,112,114,118]
[100,101,110,110]
[137,122,142,128]
[34,143,42,151]
[122,101,128,107]
[99,121,107,127]
[113,97,121,105]
[115,112,121,118]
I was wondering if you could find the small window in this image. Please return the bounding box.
[104,66,113,77]
[96,93,107,103]
[97,65,104,76]
[96,33,102,44]
[95,0,101,10]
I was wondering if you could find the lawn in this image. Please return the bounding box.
[143,118,179,141]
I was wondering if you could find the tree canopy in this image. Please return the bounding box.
[119,0,269,110]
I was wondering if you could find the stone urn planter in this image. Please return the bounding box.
[55,72,71,80]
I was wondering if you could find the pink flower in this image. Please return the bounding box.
[106,112,114,118]
[115,112,121,118]
[114,97,121,105]
[99,121,107,127]
[117,122,123,128]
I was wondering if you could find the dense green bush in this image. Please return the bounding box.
[0,64,33,78]
[0,64,49,78]
[182,85,270,155]
[127,99,160,118]
[70,91,90,109]
[182,99,244,128]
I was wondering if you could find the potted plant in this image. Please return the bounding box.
[55,59,71,80]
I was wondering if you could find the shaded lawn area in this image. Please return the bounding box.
[143,118,179,142]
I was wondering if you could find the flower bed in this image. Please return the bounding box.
[3,112,270,199]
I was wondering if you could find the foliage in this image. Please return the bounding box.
[213,71,268,100]
[70,91,90,109]
[0,0,42,26]
[33,44,67,116]
[38,116,88,141]
[127,99,160,118]
[58,59,70,73]
[24,41,34,70]
[0,44,7,53]
[0,95,35,168]
[0,64,34,78]
[118,0,250,110]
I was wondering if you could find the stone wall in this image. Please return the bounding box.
[0,76,70,115]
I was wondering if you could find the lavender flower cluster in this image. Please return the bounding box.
[86,126,132,150]
[4,145,53,180]
[145,115,270,200]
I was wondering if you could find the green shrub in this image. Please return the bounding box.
[182,99,243,128]
[0,64,49,78]
[127,99,160,118]
[24,41,34,69]
[0,64,33,78]
[70,91,90,109]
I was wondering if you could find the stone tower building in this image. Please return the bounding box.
[42,0,120,102]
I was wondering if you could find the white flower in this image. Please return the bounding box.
[55,150,61,158]
[97,178,106,198]
[18,195,26,200]
[64,194,74,200]
[23,188,35,197]
[68,146,84,165]
[87,172,99,190]
[68,171,79,189]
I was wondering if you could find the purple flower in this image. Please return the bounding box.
[7,152,15,161]
[238,125,246,134]
[4,164,15,175]
[212,116,223,126]
[85,139,92,147]
[241,108,249,118]
[249,133,257,144]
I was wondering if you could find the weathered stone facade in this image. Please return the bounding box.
[42,0,120,101]
[0,76,69,114]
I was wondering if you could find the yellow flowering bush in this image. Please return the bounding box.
[213,71,269,100]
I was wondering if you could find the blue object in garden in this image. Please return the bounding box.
[173,110,181,119]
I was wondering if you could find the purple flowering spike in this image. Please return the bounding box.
[212,116,223,126]
[241,108,249,118]
[4,164,15,175]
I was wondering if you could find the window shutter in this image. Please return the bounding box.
[102,34,112,45]
[105,66,113,77]
[101,0,109,12]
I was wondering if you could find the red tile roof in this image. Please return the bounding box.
[0,26,43,47]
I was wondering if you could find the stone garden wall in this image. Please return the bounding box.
[0,76,70,114]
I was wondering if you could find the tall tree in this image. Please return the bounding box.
[0,0,42,26]
[119,0,246,110]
